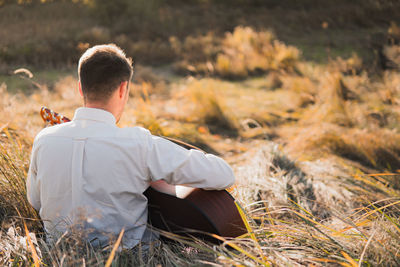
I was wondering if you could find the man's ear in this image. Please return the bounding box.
[119,81,128,99]
[78,81,84,98]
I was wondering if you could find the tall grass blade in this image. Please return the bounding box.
[234,201,270,266]
[210,234,270,267]
[358,229,376,267]
[369,201,400,233]
[23,220,41,267]
[359,200,400,221]
[340,251,358,267]
[105,227,125,267]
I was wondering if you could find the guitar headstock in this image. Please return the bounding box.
[40,107,71,125]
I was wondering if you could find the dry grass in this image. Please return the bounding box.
[2,10,400,266]
[185,79,239,136]
[285,124,400,172]
[2,54,400,266]
[172,26,300,79]
[215,27,300,78]
[2,131,399,266]
[0,127,38,226]
[232,143,400,266]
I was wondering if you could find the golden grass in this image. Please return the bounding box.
[23,220,41,267]
[284,124,400,172]
[184,79,239,136]
[1,22,400,266]
[105,228,125,267]
[133,98,165,136]
[1,118,400,266]
[0,127,39,225]
[230,143,400,266]
[214,27,275,77]
[172,26,301,79]
[301,72,352,126]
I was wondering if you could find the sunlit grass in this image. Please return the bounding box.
[0,127,39,226]
[173,26,301,79]
[2,130,399,266]
[1,22,400,266]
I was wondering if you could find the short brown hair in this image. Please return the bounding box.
[78,44,133,103]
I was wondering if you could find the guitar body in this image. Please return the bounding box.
[144,187,246,241]
[40,106,246,240]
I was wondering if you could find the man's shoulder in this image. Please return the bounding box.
[118,126,151,139]
[33,123,153,146]
[34,122,73,143]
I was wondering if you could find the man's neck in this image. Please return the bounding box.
[83,86,126,123]
[84,102,119,122]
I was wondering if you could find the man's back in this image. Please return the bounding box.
[27,107,235,248]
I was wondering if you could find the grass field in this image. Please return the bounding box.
[1,1,400,266]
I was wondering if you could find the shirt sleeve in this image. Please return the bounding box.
[145,135,235,190]
[26,142,41,211]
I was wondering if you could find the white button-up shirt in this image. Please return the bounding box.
[26,107,235,248]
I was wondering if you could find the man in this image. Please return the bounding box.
[26,44,235,249]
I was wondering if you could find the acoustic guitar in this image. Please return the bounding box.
[40,107,246,240]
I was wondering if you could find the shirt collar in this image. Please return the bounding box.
[73,107,116,125]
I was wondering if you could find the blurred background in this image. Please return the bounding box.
[1,0,400,166]
[1,0,399,73]
[1,1,400,265]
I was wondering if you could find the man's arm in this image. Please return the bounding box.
[26,143,41,211]
[145,135,235,190]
